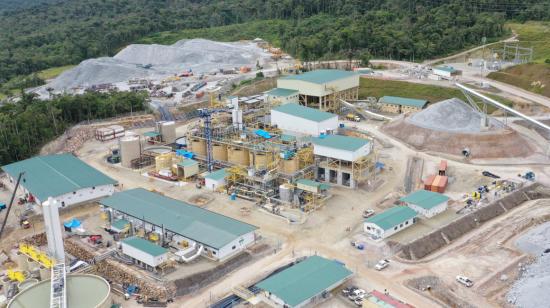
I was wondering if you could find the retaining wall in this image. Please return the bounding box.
[399,183,549,260]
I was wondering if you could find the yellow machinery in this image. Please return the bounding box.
[297,147,314,169]
[7,269,25,282]
[19,243,55,269]
[209,92,224,108]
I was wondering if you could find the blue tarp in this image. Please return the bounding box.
[255,129,272,139]
[64,218,81,228]
[375,162,385,169]
[176,149,196,159]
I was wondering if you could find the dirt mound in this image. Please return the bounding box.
[383,116,534,159]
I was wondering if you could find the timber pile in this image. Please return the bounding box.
[95,259,173,300]
[64,237,96,262]
[64,126,94,153]
[23,232,47,246]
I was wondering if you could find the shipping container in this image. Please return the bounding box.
[435,175,448,193]
[439,160,448,176]
[431,176,441,192]
[424,175,436,191]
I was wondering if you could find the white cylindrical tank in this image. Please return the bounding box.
[15,253,28,271]
[119,135,141,168]
[8,274,111,308]
[161,121,176,143]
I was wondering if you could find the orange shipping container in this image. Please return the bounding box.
[435,175,448,193]
[439,160,448,175]
[424,175,436,191]
[431,176,441,192]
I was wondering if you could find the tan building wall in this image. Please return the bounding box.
[380,103,400,114]
[401,105,422,113]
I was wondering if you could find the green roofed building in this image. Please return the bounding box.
[100,188,257,260]
[277,69,359,111]
[400,190,449,218]
[120,237,168,267]
[266,88,299,104]
[256,255,353,307]
[312,134,373,189]
[2,153,117,206]
[379,96,428,114]
[364,206,417,239]
[204,168,227,191]
[271,104,338,137]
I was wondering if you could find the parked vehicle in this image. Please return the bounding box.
[375,259,390,271]
[346,113,361,122]
[456,275,474,287]
[482,171,500,179]
[348,289,365,300]
[342,286,358,296]
[362,209,375,218]
[0,203,6,212]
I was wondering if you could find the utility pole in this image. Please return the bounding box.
[0,172,24,240]
[481,36,486,87]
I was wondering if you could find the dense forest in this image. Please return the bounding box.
[0,91,148,165]
[1,0,550,85]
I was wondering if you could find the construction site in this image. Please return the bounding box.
[2,39,550,308]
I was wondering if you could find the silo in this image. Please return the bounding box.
[119,135,141,168]
[190,138,206,156]
[279,184,294,203]
[282,158,299,174]
[228,146,249,166]
[252,152,268,169]
[161,121,176,143]
[8,274,111,308]
[212,143,228,161]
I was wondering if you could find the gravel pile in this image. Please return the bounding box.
[47,39,269,91]
[407,98,499,133]
[507,222,550,308]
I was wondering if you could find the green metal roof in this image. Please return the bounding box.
[177,159,198,167]
[204,168,227,181]
[266,88,299,97]
[256,255,353,307]
[121,236,167,257]
[312,135,369,152]
[400,190,449,210]
[434,65,457,73]
[100,188,257,249]
[1,154,117,202]
[365,206,417,231]
[272,103,336,122]
[296,179,330,190]
[144,131,161,137]
[111,219,130,231]
[281,69,357,84]
[379,96,428,108]
[280,134,296,143]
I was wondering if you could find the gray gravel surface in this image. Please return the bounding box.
[47,39,269,91]
[407,98,499,133]
[507,222,550,308]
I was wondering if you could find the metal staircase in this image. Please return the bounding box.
[50,263,67,308]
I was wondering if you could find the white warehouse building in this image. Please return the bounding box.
[100,188,258,261]
[271,103,338,137]
[277,69,359,111]
[364,206,417,239]
[400,190,449,218]
[2,153,117,207]
[120,237,168,269]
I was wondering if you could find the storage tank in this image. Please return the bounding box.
[8,274,111,308]
[119,135,141,168]
[279,184,294,203]
[212,143,228,161]
[251,152,268,169]
[161,121,176,143]
[190,138,206,156]
[17,279,38,291]
[282,158,299,174]
[228,146,249,166]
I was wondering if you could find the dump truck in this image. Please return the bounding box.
[346,113,361,122]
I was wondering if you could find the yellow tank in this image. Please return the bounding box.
[190,138,206,156]
[228,146,249,166]
[251,152,268,169]
[148,233,159,242]
[213,143,228,161]
[282,158,299,174]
